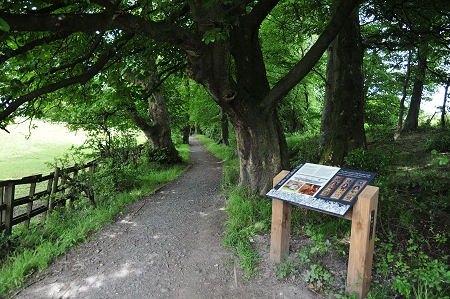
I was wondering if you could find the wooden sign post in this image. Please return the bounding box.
[270,171,379,299]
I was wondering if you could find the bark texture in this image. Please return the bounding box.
[319,5,366,166]
[126,72,180,164]
[217,109,230,146]
[404,43,429,131]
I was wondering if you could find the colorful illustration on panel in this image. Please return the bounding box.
[282,180,304,192]
[342,180,368,202]
[319,176,344,197]
[298,183,321,196]
[330,178,354,200]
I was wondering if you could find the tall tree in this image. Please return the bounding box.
[0,0,360,194]
[319,3,366,166]
[404,43,429,131]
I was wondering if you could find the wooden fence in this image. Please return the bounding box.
[0,161,97,236]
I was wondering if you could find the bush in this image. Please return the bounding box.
[142,146,180,164]
[344,148,391,174]
[425,130,450,152]
[286,134,321,167]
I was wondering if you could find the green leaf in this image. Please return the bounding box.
[0,17,10,32]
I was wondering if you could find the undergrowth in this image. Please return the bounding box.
[197,126,450,298]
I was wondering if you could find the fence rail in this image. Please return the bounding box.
[0,161,97,235]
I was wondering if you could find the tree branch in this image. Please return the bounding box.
[0,34,132,122]
[260,0,361,109]
[0,12,200,51]
[0,32,70,64]
[45,32,104,76]
[246,0,280,30]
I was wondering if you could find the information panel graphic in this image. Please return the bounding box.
[266,163,376,217]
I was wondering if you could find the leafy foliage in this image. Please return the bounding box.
[343,148,392,174]
[424,129,450,152]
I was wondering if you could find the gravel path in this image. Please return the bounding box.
[14,137,317,299]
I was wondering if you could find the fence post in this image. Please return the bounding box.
[41,177,53,224]
[0,186,4,229]
[346,186,379,299]
[60,170,67,207]
[269,170,291,263]
[69,167,78,209]
[49,167,60,214]
[4,183,15,235]
[25,182,36,228]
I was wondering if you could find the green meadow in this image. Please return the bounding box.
[0,120,87,181]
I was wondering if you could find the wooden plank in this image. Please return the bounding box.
[346,185,379,299]
[49,167,60,214]
[269,170,291,263]
[69,168,78,209]
[25,182,36,227]
[4,183,15,235]
[12,205,48,226]
[59,171,67,207]
[41,177,53,225]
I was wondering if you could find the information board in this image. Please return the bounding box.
[266,163,376,217]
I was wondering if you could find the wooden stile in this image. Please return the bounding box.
[0,160,96,234]
[24,181,37,227]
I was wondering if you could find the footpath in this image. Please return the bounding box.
[14,137,316,299]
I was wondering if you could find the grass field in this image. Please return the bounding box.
[0,120,87,181]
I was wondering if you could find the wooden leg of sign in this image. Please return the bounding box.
[346,186,379,299]
[270,170,291,263]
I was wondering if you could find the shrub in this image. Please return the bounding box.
[142,147,180,164]
[344,148,391,174]
[286,134,321,167]
[425,130,450,152]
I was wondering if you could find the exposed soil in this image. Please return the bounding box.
[12,137,321,299]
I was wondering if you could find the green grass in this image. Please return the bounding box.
[0,144,190,296]
[0,120,87,181]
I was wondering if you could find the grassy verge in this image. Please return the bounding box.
[194,134,272,278]
[0,144,190,296]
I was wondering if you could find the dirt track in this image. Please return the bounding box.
[13,137,317,299]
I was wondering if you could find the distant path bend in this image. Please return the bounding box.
[15,137,316,299]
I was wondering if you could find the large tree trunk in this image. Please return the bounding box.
[404,43,429,131]
[217,109,230,146]
[128,92,180,164]
[319,5,366,166]
[226,103,288,194]
[394,49,412,140]
[147,94,179,162]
